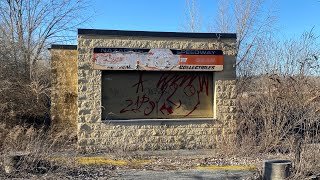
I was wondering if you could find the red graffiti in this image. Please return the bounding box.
[183,85,196,97]
[120,72,209,117]
[132,72,145,93]
[144,101,156,115]
[120,94,155,115]
[185,90,201,117]
[160,102,173,115]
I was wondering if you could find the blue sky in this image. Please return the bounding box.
[81,0,320,37]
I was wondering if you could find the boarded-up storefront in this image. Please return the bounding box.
[51,29,237,151]
[102,71,213,119]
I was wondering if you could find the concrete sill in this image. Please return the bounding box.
[102,118,219,126]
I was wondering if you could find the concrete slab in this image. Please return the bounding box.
[111,169,258,180]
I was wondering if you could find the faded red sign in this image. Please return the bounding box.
[93,48,224,71]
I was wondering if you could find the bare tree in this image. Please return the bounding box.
[259,29,320,76]
[206,1,320,175]
[181,0,276,75]
[181,0,201,32]
[210,0,277,76]
[0,0,89,124]
[215,0,231,33]
[0,0,88,79]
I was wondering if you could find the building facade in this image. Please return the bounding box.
[51,29,237,151]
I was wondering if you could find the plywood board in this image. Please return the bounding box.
[101,71,213,119]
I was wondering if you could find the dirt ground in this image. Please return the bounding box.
[0,149,312,179]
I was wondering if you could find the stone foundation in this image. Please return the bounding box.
[78,121,223,151]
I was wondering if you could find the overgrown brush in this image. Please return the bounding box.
[0,123,77,178]
[0,62,51,126]
[235,74,320,178]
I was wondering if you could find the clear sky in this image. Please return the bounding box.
[81,0,320,38]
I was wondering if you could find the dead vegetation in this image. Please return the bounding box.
[0,123,118,179]
[0,0,96,178]
[0,0,319,179]
[228,31,320,179]
[233,75,320,178]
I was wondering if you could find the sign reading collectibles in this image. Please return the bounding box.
[93,48,224,71]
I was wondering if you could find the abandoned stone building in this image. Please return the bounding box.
[50,29,237,151]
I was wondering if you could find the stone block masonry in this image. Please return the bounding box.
[78,122,223,151]
[74,29,237,151]
[50,45,78,130]
[214,80,237,142]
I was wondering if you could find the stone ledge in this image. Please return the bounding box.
[103,118,218,126]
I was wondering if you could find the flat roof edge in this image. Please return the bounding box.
[49,44,77,50]
[78,29,237,39]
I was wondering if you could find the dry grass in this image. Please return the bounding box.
[229,75,320,179]
[0,123,118,179]
[0,123,75,177]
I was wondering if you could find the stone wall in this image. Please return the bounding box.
[77,30,237,151]
[50,45,78,130]
[215,80,237,141]
[78,122,223,151]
